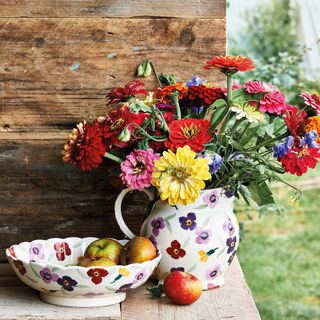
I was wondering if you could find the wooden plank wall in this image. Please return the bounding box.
[0,1,226,261]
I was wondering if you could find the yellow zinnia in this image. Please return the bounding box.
[152,145,211,205]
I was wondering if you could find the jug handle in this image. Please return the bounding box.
[115,188,154,239]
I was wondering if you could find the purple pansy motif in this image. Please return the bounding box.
[149,235,158,249]
[205,265,220,281]
[116,283,133,293]
[151,217,165,236]
[195,227,213,244]
[222,218,235,237]
[203,190,220,208]
[39,267,59,284]
[29,242,45,262]
[170,267,185,272]
[228,250,237,265]
[133,270,147,284]
[179,212,197,230]
[57,276,78,291]
[226,236,237,254]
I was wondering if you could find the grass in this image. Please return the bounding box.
[236,168,320,320]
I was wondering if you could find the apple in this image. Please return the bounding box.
[163,271,202,305]
[77,257,116,267]
[84,238,122,264]
[120,236,157,265]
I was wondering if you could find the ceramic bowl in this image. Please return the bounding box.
[6,237,161,307]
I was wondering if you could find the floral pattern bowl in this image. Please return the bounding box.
[6,237,161,307]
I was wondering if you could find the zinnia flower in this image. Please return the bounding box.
[305,116,320,143]
[230,102,266,123]
[278,146,320,176]
[106,80,148,106]
[300,91,320,114]
[185,85,226,108]
[120,148,160,190]
[259,90,286,115]
[245,81,276,94]
[152,145,211,205]
[156,83,188,104]
[62,121,106,171]
[164,118,212,152]
[283,107,307,140]
[204,55,255,73]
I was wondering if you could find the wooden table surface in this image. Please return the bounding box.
[0,257,260,320]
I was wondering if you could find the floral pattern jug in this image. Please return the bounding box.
[115,188,239,290]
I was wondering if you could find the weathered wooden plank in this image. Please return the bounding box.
[0,17,225,136]
[0,0,226,18]
[0,139,152,262]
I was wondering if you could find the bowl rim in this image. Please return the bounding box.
[6,236,162,271]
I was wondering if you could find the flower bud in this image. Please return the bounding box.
[119,127,131,142]
[136,60,152,78]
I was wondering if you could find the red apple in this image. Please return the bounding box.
[163,271,202,305]
[84,238,122,264]
[77,257,116,267]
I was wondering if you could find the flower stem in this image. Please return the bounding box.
[239,122,250,141]
[227,75,233,105]
[103,152,123,164]
[253,132,287,151]
[171,92,182,119]
[150,62,162,88]
[219,111,233,133]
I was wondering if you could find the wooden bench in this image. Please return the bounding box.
[0,257,260,319]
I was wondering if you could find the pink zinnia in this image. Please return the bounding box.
[300,91,320,114]
[259,90,286,115]
[245,81,276,94]
[120,148,160,190]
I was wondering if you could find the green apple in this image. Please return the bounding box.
[84,238,122,264]
[120,236,157,265]
[78,257,116,267]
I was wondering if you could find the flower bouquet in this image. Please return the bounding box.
[62,55,320,207]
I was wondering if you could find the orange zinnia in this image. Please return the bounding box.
[204,55,255,73]
[156,83,188,104]
[305,116,320,143]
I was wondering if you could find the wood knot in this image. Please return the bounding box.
[91,29,106,42]
[35,37,45,48]
[179,26,195,45]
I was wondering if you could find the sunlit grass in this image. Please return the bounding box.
[236,168,320,320]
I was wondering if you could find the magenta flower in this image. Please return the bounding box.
[195,227,212,244]
[203,190,220,208]
[120,148,160,190]
[40,267,59,284]
[259,90,286,115]
[205,265,220,281]
[29,242,45,262]
[245,81,276,94]
[300,91,320,114]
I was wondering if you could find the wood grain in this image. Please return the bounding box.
[0,17,225,136]
[1,1,226,18]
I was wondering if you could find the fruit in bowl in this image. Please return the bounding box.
[77,257,116,267]
[6,237,161,307]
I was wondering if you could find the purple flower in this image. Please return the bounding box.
[170,267,185,272]
[228,250,237,265]
[205,265,220,281]
[222,218,235,237]
[29,242,45,262]
[203,190,220,208]
[149,235,158,249]
[228,152,251,162]
[186,76,202,88]
[57,276,78,291]
[191,106,204,115]
[133,270,146,284]
[151,217,165,236]
[116,283,133,293]
[226,236,237,254]
[179,212,197,230]
[198,152,223,174]
[195,227,212,244]
[224,189,234,198]
[40,267,59,284]
[273,136,294,158]
[300,130,318,148]
[156,103,176,111]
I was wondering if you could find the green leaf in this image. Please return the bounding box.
[159,73,176,86]
[137,139,149,150]
[146,285,164,299]
[239,184,252,205]
[248,181,275,206]
[129,101,150,114]
[206,99,227,112]
[210,105,228,129]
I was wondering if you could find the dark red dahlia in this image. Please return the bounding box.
[279,146,320,176]
[164,118,212,152]
[62,121,106,171]
[106,80,148,106]
[185,85,226,108]
[283,107,307,140]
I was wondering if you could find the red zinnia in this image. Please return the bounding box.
[99,106,147,149]
[155,83,188,104]
[107,80,148,106]
[166,240,186,259]
[62,121,106,171]
[279,146,320,176]
[283,107,307,140]
[87,268,109,285]
[164,118,211,152]
[54,242,71,261]
[204,55,255,73]
[300,91,320,114]
[185,85,226,108]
